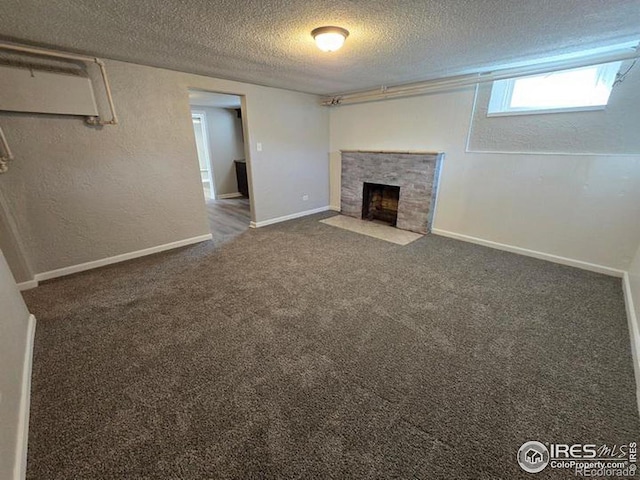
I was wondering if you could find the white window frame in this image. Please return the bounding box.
[191,111,216,198]
[487,62,622,117]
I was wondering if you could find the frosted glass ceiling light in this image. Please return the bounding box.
[312,26,349,52]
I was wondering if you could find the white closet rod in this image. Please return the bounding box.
[0,42,118,126]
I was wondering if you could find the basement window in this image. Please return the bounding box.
[487,61,622,116]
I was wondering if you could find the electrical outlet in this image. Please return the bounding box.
[256,142,262,152]
[302,194,309,201]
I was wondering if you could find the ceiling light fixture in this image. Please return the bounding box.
[311,26,349,52]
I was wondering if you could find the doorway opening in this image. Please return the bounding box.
[188,90,252,241]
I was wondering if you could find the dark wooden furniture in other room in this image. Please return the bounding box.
[234,159,249,198]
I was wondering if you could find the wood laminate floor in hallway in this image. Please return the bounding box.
[206,197,251,241]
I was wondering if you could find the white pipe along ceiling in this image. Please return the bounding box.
[0,42,118,126]
[0,42,120,173]
[321,42,640,106]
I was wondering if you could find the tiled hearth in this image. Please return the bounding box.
[340,151,443,234]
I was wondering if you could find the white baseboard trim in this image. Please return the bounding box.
[217,192,243,199]
[623,273,640,416]
[16,279,38,291]
[431,228,624,278]
[33,234,212,283]
[250,206,331,229]
[14,314,36,480]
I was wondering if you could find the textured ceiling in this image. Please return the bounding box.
[0,0,639,95]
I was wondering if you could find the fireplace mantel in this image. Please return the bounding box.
[340,149,441,155]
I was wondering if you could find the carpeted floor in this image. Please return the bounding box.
[22,212,639,479]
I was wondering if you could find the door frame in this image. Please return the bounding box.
[191,110,216,200]
[187,88,255,225]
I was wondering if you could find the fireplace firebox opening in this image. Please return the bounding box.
[362,182,400,226]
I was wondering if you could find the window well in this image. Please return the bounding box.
[487,61,622,116]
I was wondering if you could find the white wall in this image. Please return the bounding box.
[0,59,329,282]
[630,244,640,323]
[329,86,640,273]
[191,106,245,197]
[627,244,640,401]
[0,190,32,284]
[469,59,640,154]
[0,249,33,480]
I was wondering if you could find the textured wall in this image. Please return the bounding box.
[0,189,32,283]
[0,59,329,277]
[628,243,640,404]
[340,151,441,234]
[468,60,640,154]
[0,249,31,478]
[329,87,640,271]
[630,245,640,317]
[191,106,245,197]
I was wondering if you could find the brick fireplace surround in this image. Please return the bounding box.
[340,151,443,234]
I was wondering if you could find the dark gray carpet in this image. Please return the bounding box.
[22,212,639,479]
